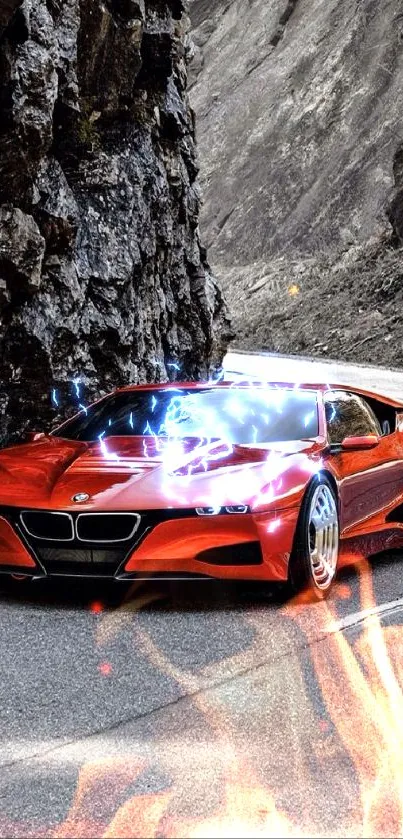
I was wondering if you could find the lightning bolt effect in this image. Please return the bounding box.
[50,376,323,514]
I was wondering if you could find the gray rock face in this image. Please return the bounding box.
[0,207,45,290]
[0,0,20,31]
[0,0,231,444]
[190,0,403,261]
[189,0,403,364]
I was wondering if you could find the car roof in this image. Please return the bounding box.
[115,380,403,409]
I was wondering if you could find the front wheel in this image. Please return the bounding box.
[289,476,339,600]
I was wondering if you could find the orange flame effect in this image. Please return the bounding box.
[311,564,403,837]
[52,567,403,837]
[4,565,402,838]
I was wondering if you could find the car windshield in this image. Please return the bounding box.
[52,387,319,446]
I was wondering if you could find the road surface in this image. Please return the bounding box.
[225,349,403,399]
[1,352,403,838]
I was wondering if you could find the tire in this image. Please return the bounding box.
[288,475,339,600]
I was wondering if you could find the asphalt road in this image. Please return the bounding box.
[1,352,403,838]
[225,349,403,400]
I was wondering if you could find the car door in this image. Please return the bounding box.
[324,390,403,534]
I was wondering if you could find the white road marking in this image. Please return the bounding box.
[327,596,403,634]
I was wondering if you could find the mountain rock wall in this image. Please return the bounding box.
[189,0,403,365]
[0,0,231,444]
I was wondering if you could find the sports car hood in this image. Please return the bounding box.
[0,434,325,511]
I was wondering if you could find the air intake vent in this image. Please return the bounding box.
[196,541,263,566]
[35,546,128,577]
[37,547,92,563]
[76,513,141,543]
[20,511,74,541]
[37,547,126,565]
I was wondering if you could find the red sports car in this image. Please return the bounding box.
[0,380,403,599]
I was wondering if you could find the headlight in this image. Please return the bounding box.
[195,506,222,516]
[195,505,250,516]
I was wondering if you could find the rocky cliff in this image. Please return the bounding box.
[189,0,403,366]
[0,0,231,444]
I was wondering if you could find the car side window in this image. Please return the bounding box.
[324,391,382,445]
[363,398,396,436]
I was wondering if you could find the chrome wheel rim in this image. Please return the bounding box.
[308,485,339,590]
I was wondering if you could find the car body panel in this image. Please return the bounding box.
[323,433,403,537]
[0,516,36,569]
[0,435,321,513]
[122,507,299,581]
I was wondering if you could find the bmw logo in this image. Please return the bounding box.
[72,492,90,503]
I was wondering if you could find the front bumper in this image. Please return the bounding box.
[0,506,298,581]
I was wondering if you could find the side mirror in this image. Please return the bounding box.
[25,431,46,442]
[341,434,379,451]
